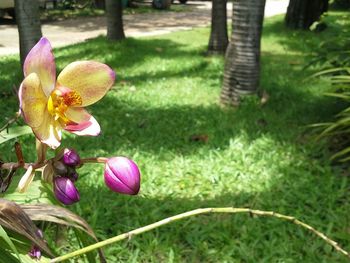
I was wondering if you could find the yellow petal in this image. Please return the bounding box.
[17,166,35,193]
[19,73,47,129]
[36,139,48,163]
[57,61,115,107]
[32,109,62,149]
[65,107,90,123]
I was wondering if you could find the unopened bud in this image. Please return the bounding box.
[62,148,80,166]
[104,157,140,195]
[53,177,80,205]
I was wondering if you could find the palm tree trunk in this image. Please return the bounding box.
[208,0,228,55]
[106,0,125,41]
[15,0,42,67]
[220,0,266,106]
[285,0,328,29]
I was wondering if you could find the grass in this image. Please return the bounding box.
[1,11,350,263]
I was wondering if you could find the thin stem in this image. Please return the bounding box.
[0,111,20,133]
[80,157,108,164]
[0,161,47,170]
[50,207,350,262]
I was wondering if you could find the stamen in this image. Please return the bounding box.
[47,88,82,125]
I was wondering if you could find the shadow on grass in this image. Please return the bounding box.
[262,12,350,55]
[0,35,344,156]
[75,161,350,262]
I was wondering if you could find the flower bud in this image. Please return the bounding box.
[62,166,79,182]
[53,177,80,205]
[28,230,43,259]
[28,245,41,259]
[52,160,68,175]
[69,171,79,182]
[62,148,80,166]
[104,157,140,195]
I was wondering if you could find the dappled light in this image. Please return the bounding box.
[0,1,349,262]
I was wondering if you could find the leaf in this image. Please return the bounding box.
[0,225,22,262]
[331,146,350,160]
[0,246,22,263]
[20,203,106,263]
[308,67,350,79]
[0,199,53,257]
[0,126,32,145]
[189,134,209,143]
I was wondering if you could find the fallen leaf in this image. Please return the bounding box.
[189,134,209,143]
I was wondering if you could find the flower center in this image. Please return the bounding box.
[48,87,82,125]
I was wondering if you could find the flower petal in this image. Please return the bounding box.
[19,73,47,129]
[42,163,54,184]
[24,37,56,97]
[64,108,101,136]
[17,165,35,193]
[32,109,62,149]
[57,61,115,107]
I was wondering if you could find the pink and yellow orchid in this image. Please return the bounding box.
[19,37,115,149]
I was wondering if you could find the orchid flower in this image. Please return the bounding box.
[19,37,115,149]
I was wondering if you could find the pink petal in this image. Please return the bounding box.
[24,37,56,97]
[64,108,101,136]
[57,61,115,107]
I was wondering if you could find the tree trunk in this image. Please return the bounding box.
[15,0,42,67]
[285,0,328,29]
[95,0,106,9]
[208,0,228,55]
[106,0,125,41]
[220,0,266,106]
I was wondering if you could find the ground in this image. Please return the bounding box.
[0,0,288,56]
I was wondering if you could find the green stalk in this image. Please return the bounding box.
[50,207,350,262]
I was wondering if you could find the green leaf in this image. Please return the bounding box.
[0,126,32,145]
[0,246,21,263]
[310,67,350,78]
[0,225,22,263]
[2,176,54,205]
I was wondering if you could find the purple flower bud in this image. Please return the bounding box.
[69,171,79,182]
[28,229,43,259]
[104,157,140,195]
[36,229,43,239]
[54,177,80,205]
[63,166,79,182]
[52,160,68,175]
[29,245,41,259]
[62,148,80,166]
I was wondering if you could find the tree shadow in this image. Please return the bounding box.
[0,34,343,157]
[262,12,350,56]
[74,154,350,262]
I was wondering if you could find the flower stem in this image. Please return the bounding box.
[80,157,108,164]
[50,207,350,262]
[0,161,47,170]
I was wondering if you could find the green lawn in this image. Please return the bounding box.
[0,12,350,263]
